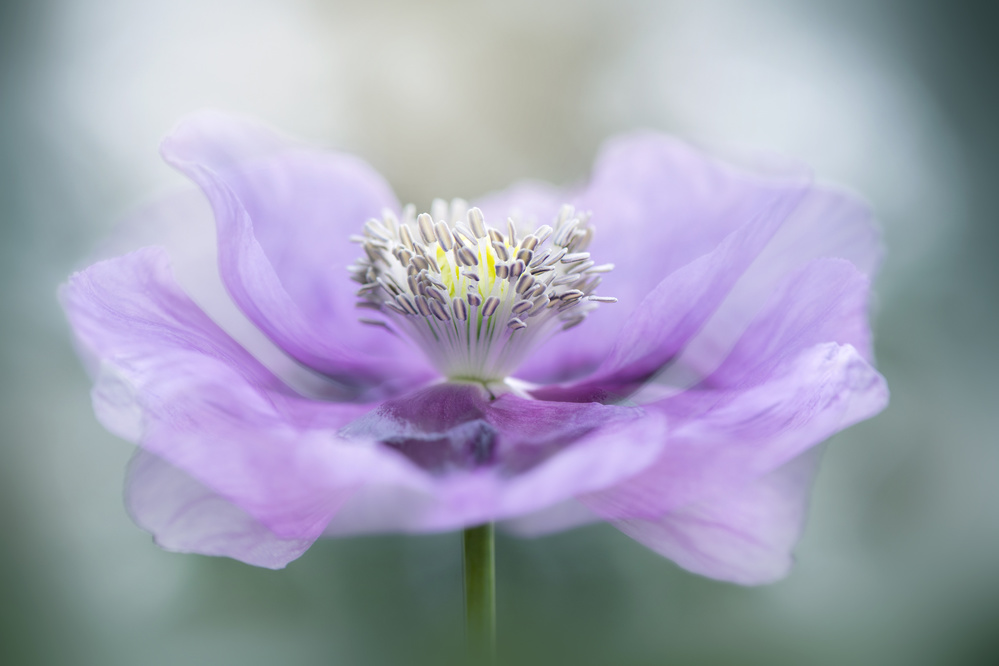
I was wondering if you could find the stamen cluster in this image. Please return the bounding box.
[349,199,616,382]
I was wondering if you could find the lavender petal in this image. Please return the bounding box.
[160,110,435,399]
[613,449,823,585]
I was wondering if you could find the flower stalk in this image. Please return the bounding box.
[462,523,496,663]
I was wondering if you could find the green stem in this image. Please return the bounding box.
[462,523,496,663]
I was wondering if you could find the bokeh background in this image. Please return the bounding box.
[2,0,997,664]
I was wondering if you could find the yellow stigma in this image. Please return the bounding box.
[437,236,508,302]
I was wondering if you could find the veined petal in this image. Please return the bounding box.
[531,181,808,401]
[533,198,879,402]
[326,384,667,534]
[520,134,813,388]
[703,258,875,388]
[61,247,384,567]
[631,256,877,407]
[512,135,879,393]
[62,246,280,405]
[657,188,881,388]
[613,449,822,585]
[94,190,348,400]
[126,450,316,569]
[580,134,813,287]
[583,341,886,523]
[582,257,887,521]
[160,110,435,399]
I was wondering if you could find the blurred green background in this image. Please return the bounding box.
[2,0,997,664]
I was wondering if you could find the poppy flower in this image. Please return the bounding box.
[61,111,887,584]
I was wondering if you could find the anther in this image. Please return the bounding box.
[434,221,455,251]
[529,251,549,268]
[415,295,432,317]
[427,287,448,305]
[453,298,468,321]
[417,213,436,244]
[468,208,487,239]
[515,272,535,294]
[529,295,550,315]
[384,302,407,315]
[397,249,413,265]
[452,227,475,246]
[482,297,500,316]
[456,246,478,266]
[428,298,451,322]
[492,242,510,262]
[398,294,419,315]
[543,247,567,266]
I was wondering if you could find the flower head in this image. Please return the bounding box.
[350,201,615,383]
[61,111,887,584]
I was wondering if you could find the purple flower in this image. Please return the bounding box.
[61,111,887,584]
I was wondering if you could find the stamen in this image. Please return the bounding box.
[418,213,436,244]
[468,208,487,239]
[456,246,478,266]
[349,200,615,382]
[482,297,500,317]
[452,298,468,321]
[433,221,454,251]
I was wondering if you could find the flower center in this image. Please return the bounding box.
[350,198,615,382]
